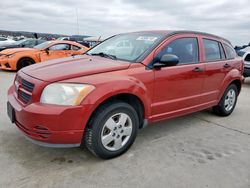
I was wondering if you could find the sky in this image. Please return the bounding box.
[0,0,249,45]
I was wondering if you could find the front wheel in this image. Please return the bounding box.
[84,101,139,159]
[212,84,238,116]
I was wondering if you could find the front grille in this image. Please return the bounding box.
[19,90,32,103]
[22,79,35,92]
[15,75,35,104]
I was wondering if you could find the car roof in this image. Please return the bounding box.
[126,30,232,46]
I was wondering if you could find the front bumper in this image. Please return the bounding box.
[8,85,94,147]
[0,59,12,70]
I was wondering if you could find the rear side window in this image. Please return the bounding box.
[49,44,70,50]
[72,45,81,51]
[224,44,236,59]
[203,39,221,61]
[158,37,199,64]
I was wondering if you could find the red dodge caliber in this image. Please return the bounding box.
[7,31,244,159]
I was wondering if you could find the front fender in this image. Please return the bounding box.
[80,75,152,119]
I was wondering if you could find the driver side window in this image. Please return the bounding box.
[157,37,199,64]
[49,44,70,50]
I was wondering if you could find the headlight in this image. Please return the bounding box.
[40,83,95,106]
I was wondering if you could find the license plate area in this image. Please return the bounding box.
[7,102,16,123]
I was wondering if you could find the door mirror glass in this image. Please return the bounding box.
[154,54,179,68]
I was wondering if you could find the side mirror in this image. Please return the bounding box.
[153,54,179,69]
[43,49,50,54]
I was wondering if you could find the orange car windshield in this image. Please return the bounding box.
[34,41,51,49]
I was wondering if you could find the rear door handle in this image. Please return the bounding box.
[192,67,204,72]
[223,63,231,68]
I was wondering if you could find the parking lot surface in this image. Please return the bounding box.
[0,70,250,188]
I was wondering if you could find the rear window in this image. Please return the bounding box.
[203,39,221,61]
[72,45,81,51]
[224,44,236,59]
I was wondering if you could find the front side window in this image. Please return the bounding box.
[224,44,236,59]
[49,44,70,50]
[219,43,226,59]
[87,33,164,62]
[157,37,199,64]
[203,39,221,61]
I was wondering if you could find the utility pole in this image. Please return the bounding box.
[76,8,80,35]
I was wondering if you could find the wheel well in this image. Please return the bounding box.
[230,80,242,94]
[88,94,145,129]
[17,57,35,70]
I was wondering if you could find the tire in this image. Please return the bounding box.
[212,84,238,116]
[84,101,139,159]
[17,58,34,71]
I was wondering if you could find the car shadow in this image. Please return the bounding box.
[1,109,212,168]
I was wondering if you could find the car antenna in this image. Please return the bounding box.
[98,36,101,42]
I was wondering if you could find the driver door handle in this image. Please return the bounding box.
[192,67,204,72]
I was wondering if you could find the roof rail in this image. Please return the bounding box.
[168,30,232,45]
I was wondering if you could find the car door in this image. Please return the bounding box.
[40,43,70,62]
[199,38,233,104]
[152,35,205,120]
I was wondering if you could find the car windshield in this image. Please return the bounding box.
[87,33,164,62]
[33,41,52,49]
[14,39,28,45]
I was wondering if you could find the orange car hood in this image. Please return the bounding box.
[1,48,38,55]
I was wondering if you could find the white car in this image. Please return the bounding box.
[242,51,250,77]
[0,37,15,47]
[238,47,250,77]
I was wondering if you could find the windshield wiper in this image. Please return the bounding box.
[90,52,117,60]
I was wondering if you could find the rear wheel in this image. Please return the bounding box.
[212,84,238,116]
[17,58,35,71]
[84,101,139,159]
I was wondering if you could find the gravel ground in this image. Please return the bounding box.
[0,70,250,188]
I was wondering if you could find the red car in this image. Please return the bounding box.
[7,30,244,159]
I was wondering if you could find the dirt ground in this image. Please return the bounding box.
[0,70,249,188]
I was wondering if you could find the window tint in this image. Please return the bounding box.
[158,38,199,64]
[203,39,221,61]
[49,44,70,50]
[224,44,236,59]
[72,45,81,50]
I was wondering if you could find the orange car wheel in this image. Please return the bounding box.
[17,58,35,71]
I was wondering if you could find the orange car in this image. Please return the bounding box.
[0,40,89,71]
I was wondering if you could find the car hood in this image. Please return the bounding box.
[22,55,131,82]
[0,48,36,55]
